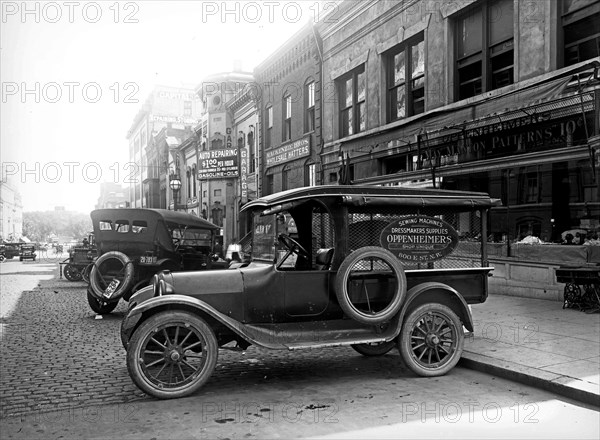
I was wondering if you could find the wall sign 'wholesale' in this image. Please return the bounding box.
[380,216,459,263]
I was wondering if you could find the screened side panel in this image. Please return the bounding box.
[347,207,484,269]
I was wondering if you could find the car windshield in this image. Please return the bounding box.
[168,223,213,247]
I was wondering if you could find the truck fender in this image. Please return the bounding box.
[122,295,257,347]
[398,282,474,332]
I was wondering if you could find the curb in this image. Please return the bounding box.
[459,351,600,408]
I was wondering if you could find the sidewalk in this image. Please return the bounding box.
[460,293,600,407]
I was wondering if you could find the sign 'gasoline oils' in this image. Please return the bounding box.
[380,216,459,263]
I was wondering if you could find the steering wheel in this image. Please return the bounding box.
[172,237,182,252]
[278,234,309,259]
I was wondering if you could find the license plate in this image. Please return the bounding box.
[140,255,157,264]
[103,279,120,298]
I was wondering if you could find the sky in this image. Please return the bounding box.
[1,0,326,214]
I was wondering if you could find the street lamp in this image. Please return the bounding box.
[169,176,182,211]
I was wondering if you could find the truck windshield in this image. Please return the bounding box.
[251,213,276,261]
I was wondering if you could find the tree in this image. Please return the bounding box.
[23,211,92,243]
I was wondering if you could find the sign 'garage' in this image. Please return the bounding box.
[380,216,459,263]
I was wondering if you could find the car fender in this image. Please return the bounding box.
[122,295,273,349]
[154,258,180,270]
[398,282,474,332]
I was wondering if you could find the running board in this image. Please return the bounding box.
[240,316,402,351]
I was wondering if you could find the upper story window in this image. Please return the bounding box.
[561,0,600,66]
[305,81,315,132]
[283,94,292,141]
[184,100,192,116]
[456,0,514,101]
[337,65,366,138]
[265,105,273,149]
[386,34,425,122]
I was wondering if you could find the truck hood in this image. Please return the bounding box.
[162,268,244,297]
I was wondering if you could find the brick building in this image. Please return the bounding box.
[254,22,323,195]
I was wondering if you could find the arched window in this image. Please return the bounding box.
[282,165,290,191]
[282,93,292,141]
[304,79,315,133]
[265,105,273,149]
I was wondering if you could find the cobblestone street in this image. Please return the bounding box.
[0,259,408,419]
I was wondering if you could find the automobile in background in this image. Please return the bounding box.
[61,233,97,282]
[0,243,21,260]
[121,185,501,399]
[86,208,225,315]
[19,244,37,261]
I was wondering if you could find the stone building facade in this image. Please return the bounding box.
[126,85,202,209]
[317,0,599,245]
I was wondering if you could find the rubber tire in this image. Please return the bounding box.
[351,340,396,356]
[127,311,218,399]
[398,303,464,377]
[64,263,82,281]
[90,251,134,300]
[334,246,406,324]
[87,287,119,314]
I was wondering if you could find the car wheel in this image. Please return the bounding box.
[127,311,218,399]
[334,247,406,324]
[64,263,82,281]
[0,255,5,262]
[90,251,134,300]
[87,287,119,314]
[398,303,464,377]
[351,340,396,356]
[19,257,23,262]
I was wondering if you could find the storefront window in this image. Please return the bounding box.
[386,34,425,122]
[456,0,514,100]
[337,65,366,137]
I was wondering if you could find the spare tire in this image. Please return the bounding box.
[334,247,406,324]
[90,251,134,301]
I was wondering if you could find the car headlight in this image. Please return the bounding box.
[158,279,174,296]
[152,274,160,296]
